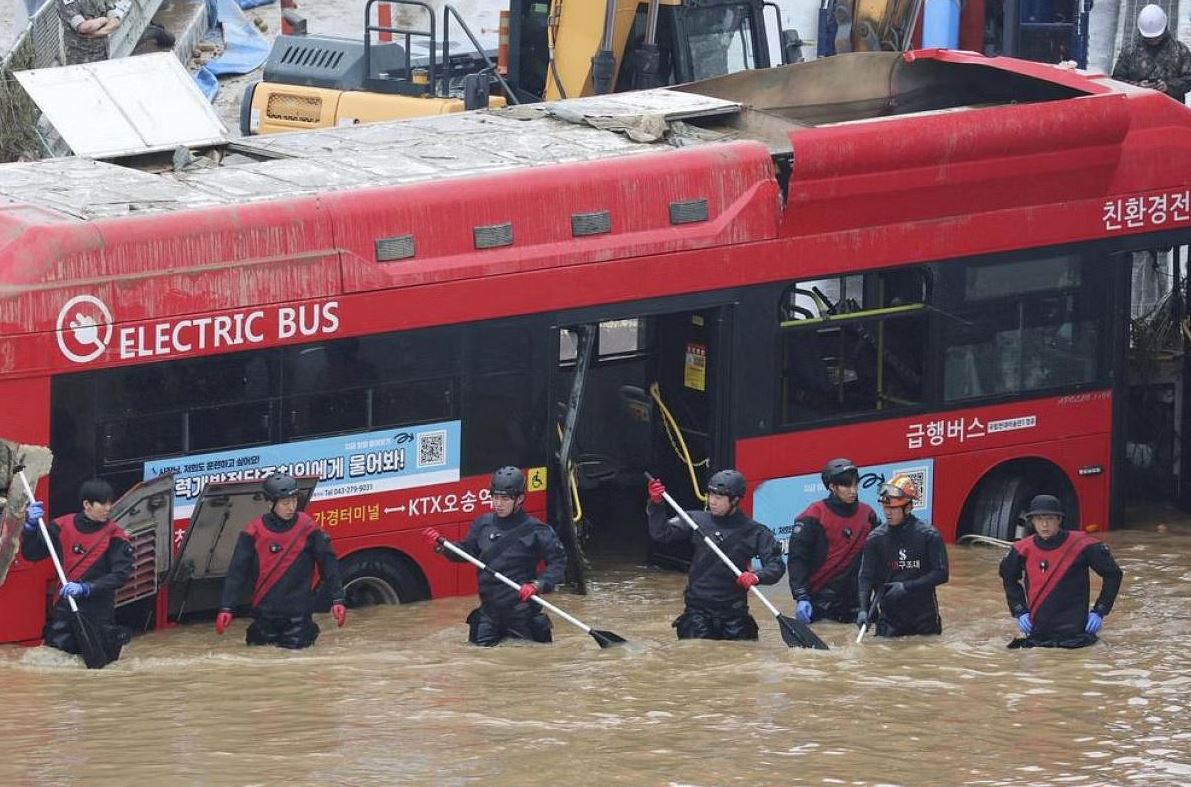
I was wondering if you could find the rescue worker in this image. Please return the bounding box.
[56,0,131,65]
[216,473,347,649]
[856,474,948,637]
[1112,4,1191,103]
[999,494,1123,649]
[647,470,785,640]
[788,458,878,624]
[424,466,567,647]
[20,478,133,660]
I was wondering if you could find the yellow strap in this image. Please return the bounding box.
[649,382,707,503]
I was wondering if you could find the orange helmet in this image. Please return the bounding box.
[878,474,919,507]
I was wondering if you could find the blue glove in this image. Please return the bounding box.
[61,581,90,599]
[883,581,908,601]
[1085,611,1103,635]
[796,599,813,623]
[24,501,44,532]
[1016,613,1033,636]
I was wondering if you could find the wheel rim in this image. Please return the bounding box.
[344,576,400,607]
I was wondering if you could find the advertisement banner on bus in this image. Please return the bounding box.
[752,460,935,557]
[144,421,461,518]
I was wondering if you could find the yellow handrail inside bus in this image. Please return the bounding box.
[778,302,925,329]
[556,423,583,523]
[649,381,708,504]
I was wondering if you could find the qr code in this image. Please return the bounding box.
[417,430,447,468]
[894,466,930,505]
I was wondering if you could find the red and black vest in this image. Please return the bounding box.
[54,514,127,583]
[243,513,316,607]
[1013,530,1094,614]
[802,500,872,593]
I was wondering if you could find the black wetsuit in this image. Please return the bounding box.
[446,509,567,646]
[20,512,133,659]
[648,503,785,640]
[787,495,877,622]
[220,511,345,649]
[999,529,1123,648]
[857,514,949,637]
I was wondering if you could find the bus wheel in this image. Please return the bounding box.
[965,465,1075,541]
[340,551,428,608]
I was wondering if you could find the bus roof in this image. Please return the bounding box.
[0,49,1149,223]
[1,50,1189,370]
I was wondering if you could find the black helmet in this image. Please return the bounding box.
[490,466,526,496]
[821,458,858,489]
[1022,494,1064,520]
[706,469,746,499]
[263,472,299,502]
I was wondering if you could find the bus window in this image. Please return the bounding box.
[598,319,647,357]
[559,328,579,364]
[372,378,455,428]
[284,341,376,438]
[99,352,279,461]
[463,370,544,474]
[560,320,646,364]
[189,401,272,452]
[101,412,184,464]
[466,318,543,473]
[779,268,928,424]
[942,254,1106,401]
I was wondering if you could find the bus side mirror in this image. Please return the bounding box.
[781,29,806,64]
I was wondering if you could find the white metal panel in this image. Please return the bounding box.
[15,52,227,158]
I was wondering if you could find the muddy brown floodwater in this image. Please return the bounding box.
[1,524,1188,786]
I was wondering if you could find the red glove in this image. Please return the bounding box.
[736,571,759,589]
[215,611,233,635]
[423,528,444,548]
[331,603,347,628]
[518,582,539,602]
[647,478,666,504]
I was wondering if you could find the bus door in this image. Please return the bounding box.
[551,305,730,588]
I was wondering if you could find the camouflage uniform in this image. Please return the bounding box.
[56,0,131,65]
[1112,34,1191,104]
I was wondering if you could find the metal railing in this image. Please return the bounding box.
[3,0,165,72]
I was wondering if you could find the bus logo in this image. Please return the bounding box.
[56,295,113,364]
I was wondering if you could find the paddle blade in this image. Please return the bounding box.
[777,615,829,650]
[589,629,627,649]
[70,609,115,670]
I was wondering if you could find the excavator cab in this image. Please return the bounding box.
[510,0,776,101]
[242,0,511,136]
[244,0,794,135]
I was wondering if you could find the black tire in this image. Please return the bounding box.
[965,466,1077,541]
[968,472,1032,541]
[339,551,428,608]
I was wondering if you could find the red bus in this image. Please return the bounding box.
[1,50,1188,645]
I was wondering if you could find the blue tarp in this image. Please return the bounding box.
[193,0,274,100]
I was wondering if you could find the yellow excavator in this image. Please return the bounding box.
[242,0,798,135]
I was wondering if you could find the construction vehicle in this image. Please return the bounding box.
[817,0,924,56]
[816,0,1090,68]
[242,0,799,135]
